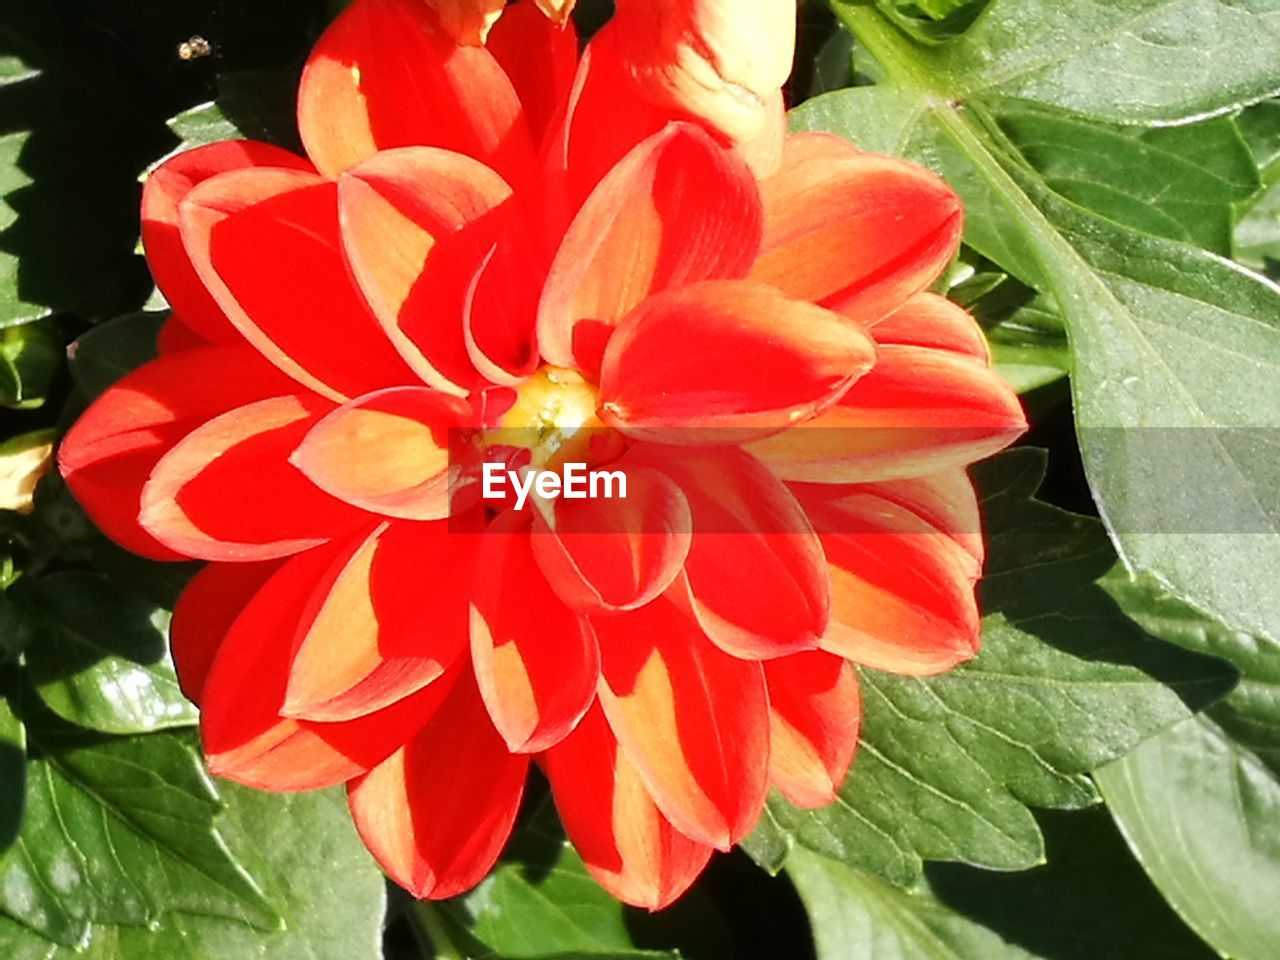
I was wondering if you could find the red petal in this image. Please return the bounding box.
[462,219,543,385]
[751,136,962,325]
[338,147,511,393]
[747,344,1027,483]
[298,0,533,181]
[143,141,312,345]
[487,2,579,147]
[200,540,456,791]
[58,347,297,560]
[871,292,991,362]
[765,652,860,809]
[794,482,983,675]
[348,670,529,899]
[542,706,713,909]
[283,518,478,721]
[156,315,209,355]
[471,512,599,752]
[539,124,763,374]
[599,280,875,445]
[531,466,692,614]
[856,469,984,570]
[179,167,419,400]
[624,445,828,659]
[595,596,769,849]
[290,387,473,520]
[141,395,370,561]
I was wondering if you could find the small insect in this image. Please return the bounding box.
[178,36,213,61]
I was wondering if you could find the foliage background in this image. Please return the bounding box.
[0,0,1278,957]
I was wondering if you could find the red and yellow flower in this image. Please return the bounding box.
[59,0,1025,908]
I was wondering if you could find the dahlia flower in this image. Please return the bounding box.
[58,0,1025,908]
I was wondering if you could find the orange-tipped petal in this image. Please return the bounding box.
[752,136,963,325]
[870,292,991,362]
[298,0,533,180]
[470,512,599,752]
[624,445,829,660]
[610,0,797,143]
[531,466,692,614]
[424,0,506,44]
[141,395,370,561]
[765,652,861,808]
[179,168,418,401]
[143,141,311,345]
[542,706,714,910]
[539,124,763,373]
[794,483,984,675]
[599,280,875,445]
[284,518,478,721]
[748,343,1028,483]
[595,596,769,850]
[348,670,529,899]
[462,223,544,386]
[735,89,786,180]
[856,469,984,570]
[199,540,456,791]
[488,2,579,146]
[338,147,512,393]
[290,387,473,521]
[58,347,297,560]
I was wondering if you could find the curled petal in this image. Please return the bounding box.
[794,483,984,675]
[747,344,1027,483]
[471,512,599,752]
[143,141,311,345]
[870,292,991,362]
[179,168,418,400]
[625,445,829,659]
[298,0,533,180]
[752,136,962,325]
[600,280,875,445]
[610,0,797,143]
[338,147,512,393]
[765,652,860,808]
[734,89,786,180]
[462,227,543,386]
[58,347,296,560]
[141,395,370,561]
[284,518,479,721]
[539,123,763,373]
[857,469,984,570]
[290,387,474,520]
[596,596,769,849]
[531,466,692,614]
[488,2,580,145]
[542,706,713,910]
[348,670,529,899]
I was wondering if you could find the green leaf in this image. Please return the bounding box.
[20,572,197,735]
[66,312,164,401]
[0,785,386,960]
[0,713,278,947]
[163,70,301,159]
[0,672,25,852]
[742,451,1235,886]
[0,320,60,409]
[799,6,1280,648]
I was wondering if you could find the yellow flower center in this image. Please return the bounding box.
[491,367,617,469]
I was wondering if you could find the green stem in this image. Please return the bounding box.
[411,902,466,960]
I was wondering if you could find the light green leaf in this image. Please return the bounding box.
[0,321,60,409]
[20,572,197,735]
[742,451,1234,885]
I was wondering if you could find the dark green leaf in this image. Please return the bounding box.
[20,572,196,735]
[0,671,25,852]
[743,451,1235,885]
[67,312,163,401]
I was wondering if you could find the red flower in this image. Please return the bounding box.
[59,0,1026,908]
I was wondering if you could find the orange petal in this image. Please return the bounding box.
[595,596,769,849]
[348,670,529,899]
[854,469,984,570]
[298,0,533,180]
[542,705,714,909]
[624,444,829,659]
[751,137,962,325]
[290,387,473,520]
[870,292,991,362]
[794,482,983,675]
[765,652,860,808]
[143,141,311,345]
[283,518,478,721]
[140,395,370,561]
[747,344,1027,483]
[539,123,763,373]
[599,280,875,445]
[531,466,692,614]
[179,168,419,401]
[610,0,796,143]
[338,147,512,393]
[470,511,599,752]
[58,347,297,560]
[488,1,579,145]
[735,89,787,179]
